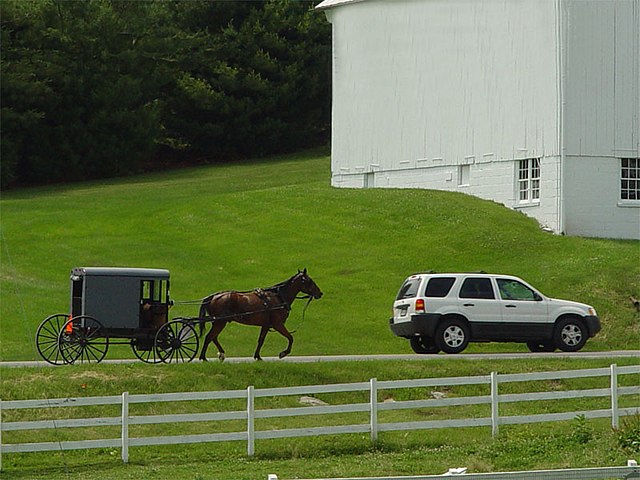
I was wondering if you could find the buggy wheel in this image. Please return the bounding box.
[36,314,71,365]
[131,337,162,363]
[155,320,199,364]
[59,316,109,364]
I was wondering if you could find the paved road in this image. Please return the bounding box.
[1,351,638,367]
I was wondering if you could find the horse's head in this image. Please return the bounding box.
[294,268,323,299]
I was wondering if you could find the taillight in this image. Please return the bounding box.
[415,299,425,313]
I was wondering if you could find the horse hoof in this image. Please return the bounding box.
[254,356,263,361]
[200,357,208,362]
[278,351,288,359]
[218,353,226,362]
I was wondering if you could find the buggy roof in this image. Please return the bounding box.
[71,267,170,279]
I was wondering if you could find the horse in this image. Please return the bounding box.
[198,269,323,362]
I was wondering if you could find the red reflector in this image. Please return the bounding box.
[415,299,425,313]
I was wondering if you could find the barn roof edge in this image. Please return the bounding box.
[315,0,368,11]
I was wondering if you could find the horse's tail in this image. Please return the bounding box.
[199,295,213,336]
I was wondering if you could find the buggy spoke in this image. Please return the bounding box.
[59,316,108,364]
[155,321,199,364]
[36,314,71,365]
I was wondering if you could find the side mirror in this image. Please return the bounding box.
[534,292,543,302]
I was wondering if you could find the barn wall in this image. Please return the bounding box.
[564,157,640,239]
[561,0,640,239]
[325,0,562,231]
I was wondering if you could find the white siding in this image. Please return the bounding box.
[564,157,640,239]
[321,0,640,239]
[562,0,640,239]
[563,0,639,158]
[326,0,561,230]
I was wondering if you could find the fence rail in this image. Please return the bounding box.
[267,462,640,480]
[1,364,639,470]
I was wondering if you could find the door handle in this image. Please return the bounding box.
[463,303,475,307]
[505,304,517,308]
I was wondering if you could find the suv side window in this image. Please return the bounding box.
[459,277,495,299]
[425,277,456,297]
[497,279,537,301]
[396,278,421,300]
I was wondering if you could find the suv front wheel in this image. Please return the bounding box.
[435,318,470,354]
[554,316,587,352]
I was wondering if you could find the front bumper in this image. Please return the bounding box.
[389,313,443,338]
[584,315,601,337]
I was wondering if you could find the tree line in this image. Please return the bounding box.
[0,0,331,188]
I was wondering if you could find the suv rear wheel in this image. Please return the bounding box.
[554,316,587,352]
[410,336,440,354]
[435,318,469,354]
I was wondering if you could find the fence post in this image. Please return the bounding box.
[491,372,499,437]
[370,378,378,443]
[247,385,255,457]
[1,398,3,472]
[611,364,619,429]
[121,392,129,463]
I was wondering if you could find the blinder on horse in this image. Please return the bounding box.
[198,269,322,361]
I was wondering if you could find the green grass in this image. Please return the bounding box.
[1,148,639,478]
[1,148,638,361]
[0,359,639,479]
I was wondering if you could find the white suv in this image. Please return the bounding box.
[390,272,601,354]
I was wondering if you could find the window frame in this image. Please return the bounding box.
[516,158,541,205]
[620,158,640,204]
[459,277,495,300]
[424,277,456,298]
[497,278,538,301]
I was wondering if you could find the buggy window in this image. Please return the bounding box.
[425,277,456,297]
[459,278,495,299]
[396,278,421,300]
[71,277,83,317]
[141,280,169,304]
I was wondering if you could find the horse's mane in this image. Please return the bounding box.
[261,272,299,294]
[207,272,299,298]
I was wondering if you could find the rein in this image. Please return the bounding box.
[287,294,314,333]
[172,298,208,305]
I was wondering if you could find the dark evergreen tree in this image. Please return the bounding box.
[0,0,331,187]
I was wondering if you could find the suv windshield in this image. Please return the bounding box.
[396,277,421,300]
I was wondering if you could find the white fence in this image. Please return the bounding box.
[267,462,640,480]
[1,364,639,471]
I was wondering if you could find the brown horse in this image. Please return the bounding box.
[198,269,323,361]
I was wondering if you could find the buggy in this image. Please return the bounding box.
[35,267,199,365]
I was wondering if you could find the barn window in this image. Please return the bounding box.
[621,158,639,201]
[517,158,540,204]
[458,165,470,186]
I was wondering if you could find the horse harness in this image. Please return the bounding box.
[254,287,290,313]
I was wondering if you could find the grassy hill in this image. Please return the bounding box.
[1,148,638,361]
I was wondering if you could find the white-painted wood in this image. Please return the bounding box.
[1,364,638,469]
[318,0,640,239]
[121,392,129,463]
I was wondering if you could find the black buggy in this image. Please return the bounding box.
[35,267,199,365]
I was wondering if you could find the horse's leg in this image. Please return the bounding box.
[199,324,212,362]
[271,322,294,359]
[200,321,227,362]
[254,325,270,361]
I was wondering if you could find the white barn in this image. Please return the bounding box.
[316,0,640,239]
